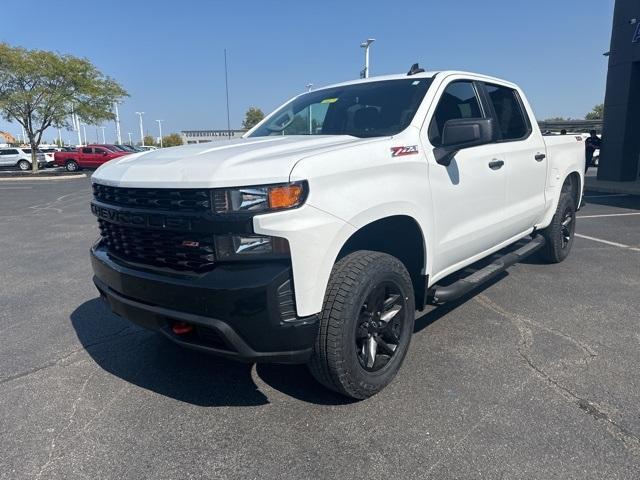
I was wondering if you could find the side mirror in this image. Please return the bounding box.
[434,118,495,166]
[103,152,108,156]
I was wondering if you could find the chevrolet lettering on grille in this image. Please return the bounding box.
[91,203,192,230]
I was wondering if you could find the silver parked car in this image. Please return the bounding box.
[0,147,46,170]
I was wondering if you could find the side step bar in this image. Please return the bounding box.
[428,235,546,304]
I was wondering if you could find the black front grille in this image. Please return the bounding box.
[98,219,215,271]
[93,184,211,212]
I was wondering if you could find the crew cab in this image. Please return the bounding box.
[89,68,584,399]
[54,144,129,171]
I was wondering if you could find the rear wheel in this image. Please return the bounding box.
[308,251,415,399]
[65,160,79,172]
[539,192,576,263]
[17,160,30,171]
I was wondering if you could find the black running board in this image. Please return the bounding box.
[428,235,546,304]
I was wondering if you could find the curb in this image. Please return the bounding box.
[0,173,87,181]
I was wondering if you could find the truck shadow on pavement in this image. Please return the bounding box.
[70,272,506,407]
[70,299,356,407]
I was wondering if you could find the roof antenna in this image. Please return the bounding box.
[407,63,425,76]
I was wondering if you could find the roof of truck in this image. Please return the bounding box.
[319,70,519,91]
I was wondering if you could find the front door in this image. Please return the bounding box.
[424,79,509,278]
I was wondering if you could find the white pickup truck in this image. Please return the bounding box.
[90,67,585,399]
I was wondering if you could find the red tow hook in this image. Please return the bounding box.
[171,322,193,335]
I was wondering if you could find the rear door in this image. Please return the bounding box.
[80,147,96,167]
[0,149,18,166]
[480,83,547,235]
[424,79,511,277]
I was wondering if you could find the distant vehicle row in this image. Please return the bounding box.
[54,145,133,171]
[0,143,153,171]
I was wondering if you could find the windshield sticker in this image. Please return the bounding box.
[391,145,419,157]
[411,80,421,86]
[320,98,338,104]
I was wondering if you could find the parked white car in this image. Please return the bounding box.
[40,147,61,167]
[90,68,585,399]
[0,147,46,170]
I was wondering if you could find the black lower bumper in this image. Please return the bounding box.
[91,245,318,364]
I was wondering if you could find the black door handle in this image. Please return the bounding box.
[488,159,504,170]
[535,153,546,161]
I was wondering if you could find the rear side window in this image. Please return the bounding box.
[82,147,92,154]
[428,81,483,147]
[1,149,18,155]
[484,84,530,141]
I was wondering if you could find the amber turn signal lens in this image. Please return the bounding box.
[268,184,304,209]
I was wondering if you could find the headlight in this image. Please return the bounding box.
[214,235,290,261]
[212,182,307,214]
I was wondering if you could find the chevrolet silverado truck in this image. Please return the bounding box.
[90,67,584,399]
[54,144,129,171]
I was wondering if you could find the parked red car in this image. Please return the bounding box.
[54,145,130,171]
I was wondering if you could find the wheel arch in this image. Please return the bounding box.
[337,215,428,309]
[562,171,582,209]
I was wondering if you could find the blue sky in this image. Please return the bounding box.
[1,0,614,144]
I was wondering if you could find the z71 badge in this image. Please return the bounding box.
[390,145,419,157]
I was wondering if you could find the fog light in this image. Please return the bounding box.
[214,235,289,260]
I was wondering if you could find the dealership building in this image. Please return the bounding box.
[600,0,640,181]
[181,129,247,144]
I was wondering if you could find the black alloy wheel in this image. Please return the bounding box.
[356,281,406,372]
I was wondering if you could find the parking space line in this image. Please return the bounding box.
[575,233,640,252]
[578,212,640,219]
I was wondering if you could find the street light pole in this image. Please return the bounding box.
[114,102,122,144]
[100,126,106,144]
[135,112,145,146]
[359,38,375,79]
[127,132,133,145]
[156,120,163,148]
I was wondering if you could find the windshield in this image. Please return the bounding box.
[249,78,433,138]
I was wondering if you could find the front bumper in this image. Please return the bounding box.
[91,245,319,364]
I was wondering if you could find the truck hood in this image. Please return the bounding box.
[92,135,371,188]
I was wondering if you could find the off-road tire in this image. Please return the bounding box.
[308,250,415,399]
[539,192,576,263]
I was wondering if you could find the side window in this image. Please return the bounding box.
[94,148,107,154]
[428,81,483,147]
[484,84,529,141]
[5,149,19,155]
[82,147,92,154]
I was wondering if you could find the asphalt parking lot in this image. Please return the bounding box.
[1,176,639,479]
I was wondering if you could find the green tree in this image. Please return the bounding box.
[242,107,264,130]
[544,117,571,122]
[143,135,156,147]
[585,104,604,120]
[0,43,127,171]
[162,133,183,147]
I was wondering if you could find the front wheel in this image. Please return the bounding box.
[308,251,415,399]
[65,160,79,172]
[539,192,576,263]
